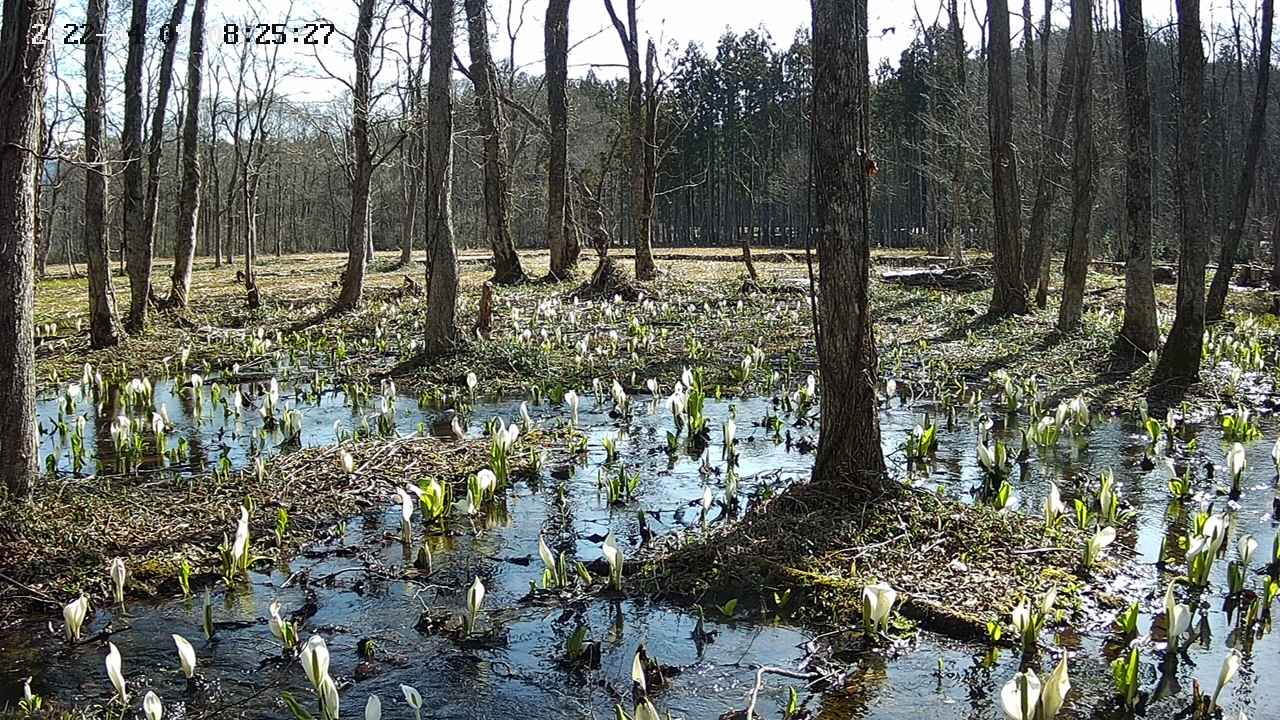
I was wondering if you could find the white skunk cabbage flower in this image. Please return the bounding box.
[1272,436,1280,468]
[1000,669,1042,720]
[340,450,356,475]
[682,367,695,390]
[1239,534,1258,568]
[1088,527,1117,563]
[231,507,250,569]
[365,694,382,720]
[1040,655,1070,720]
[977,440,996,472]
[466,372,478,393]
[885,378,897,398]
[143,690,162,720]
[646,378,658,395]
[1164,580,1191,650]
[1227,442,1247,484]
[862,581,897,633]
[476,469,497,497]
[1044,483,1065,527]
[564,390,579,425]
[105,642,128,703]
[466,576,486,632]
[172,634,196,678]
[64,595,90,640]
[520,401,532,429]
[602,533,624,590]
[538,535,557,578]
[300,635,331,689]
[269,600,286,641]
[110,558,127,605]
[319,675,340,720]
[396,488,415,538]
[701,487,713,513]
[631,648,647,693]
[401,684,423,718]
[1212,649,1241,706]
[723,419,736,447]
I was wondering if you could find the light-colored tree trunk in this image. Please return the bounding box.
[986,0,1027,316]
[1056,0,1095,331]
[1206,0,1273,321]
[84,0,120,349]
[121,0,149,332]
[423,0,459,355]
[545,0,577,279]
[0,0,56,497]
[810,0,885,483]
[1153,0,1209,383]
[465,0,525,285]
[336,0,377,310]
[1118,0,1160,351]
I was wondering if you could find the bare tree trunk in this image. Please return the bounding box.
[986,0,1027,316]
[1118,0,1159,351]
[811,0,885,483]
[945,0,965,266]
[1153,0,1209,383]
[465,0,525,285]
[336,0,376,310]
[545,0,577,279]
[0,0,55,497]
[1057,0,1095,331]
[1206,0,1272,321]
[604,0,656,280]
[169,0,205,308]
[85,0,120,349]
[121,0,148,332]
[423,0,459,355]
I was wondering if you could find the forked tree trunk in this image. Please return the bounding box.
[169,0,206,308]
[0,0,56,497]
[1118,0,1160,351]
[986,0,1027,316]
[1057,0,1095,331]
[1022,30,1076,308]
[84,0,120,349]
[1206,0,1273,321]
[464,0,525,285]
[121,0,148,332]
[335,0,376,310]
[810,0,885,483]
[546,0,577,279]
[423,0,459,355]
[1153,0,1209,383]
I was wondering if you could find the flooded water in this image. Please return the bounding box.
[5,375,1280,718]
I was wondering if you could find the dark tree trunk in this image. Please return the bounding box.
[465,0,525,285]
[1118,0,1159,351]
[84,0,120,349]
[810,0,885,483]
[604,0,656,280]
[1206,0,1272,321]
[1153,0,1209,383]
[121,0,148,332]
[945,0,965,265]
[423,0,459,355]
[0,0,55,497]
[546,0,577,279]
[1057,0,1095,331]
[336,0,376,310]
[170,0,205,308]
[986,0,1027,316]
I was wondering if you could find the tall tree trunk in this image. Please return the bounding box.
[545,0,577,279]
[1118,0,1159,351]
[85,0,120,349]
[604,0,656,280]
[169,0,205,307]
[423,0,459,355]
[0,0,55,497]
[810,0,885,483]
[945,0,965,266]
[1057,0,1095,331]
[1206,0,1273,321]
[465,0,525,285]
[1153,0,1209,383]
[121,0,148,332]
[986,0,1027,316]
[336,0,376,310]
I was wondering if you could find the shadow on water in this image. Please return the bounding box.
[5,378,1280,718]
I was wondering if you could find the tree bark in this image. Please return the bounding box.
[423,0,459,355]
[810,0,885,483]
[1056,0,1095,331]
[1117,0,1160,351]
[0,0,56,497]
[604,0,656,280]
[1205,0,1272,321]
[121,0,148,332]
[986,0,1027,316]
[335,0,376,310]
[1153,0,1209,383]
[169,0,205,308]
[84,0,120,349]
[945,0,965,266]
[465,0,525,285]
[545,0,577,279]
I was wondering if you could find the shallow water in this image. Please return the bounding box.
[6,378,1280,718]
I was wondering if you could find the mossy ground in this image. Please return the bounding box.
[16,248,1277,636]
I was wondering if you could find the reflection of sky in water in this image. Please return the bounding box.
[9,383,1280,718]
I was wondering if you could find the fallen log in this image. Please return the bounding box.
[879,264,989,291]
